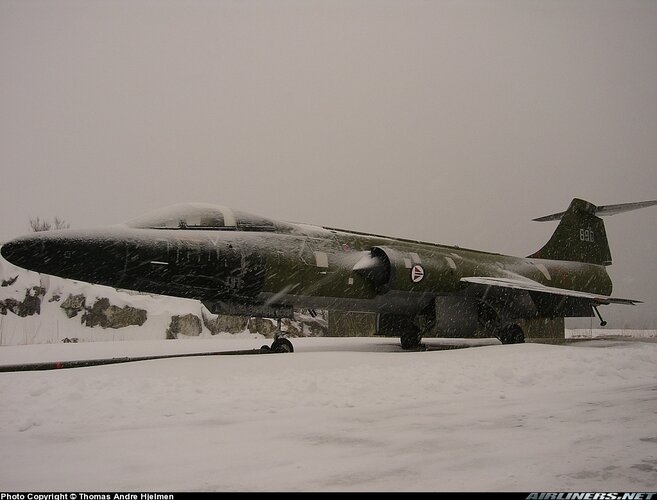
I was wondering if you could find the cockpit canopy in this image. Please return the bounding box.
[125,203,280,232]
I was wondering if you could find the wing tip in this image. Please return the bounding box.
[533,213,564,222]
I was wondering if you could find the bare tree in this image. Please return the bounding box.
[29,217,51,232]
[53,217,70,230]
[29,217,70,232]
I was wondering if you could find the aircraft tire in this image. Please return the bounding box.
[400,333,423,350]
[400,323,423,350]
[271,338,294,353]
[497,324,525,344]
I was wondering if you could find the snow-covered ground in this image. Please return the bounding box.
[1,336,656,492]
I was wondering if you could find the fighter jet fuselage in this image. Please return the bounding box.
[1,199,654,348]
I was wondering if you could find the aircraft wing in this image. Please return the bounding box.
[460,276,641,305]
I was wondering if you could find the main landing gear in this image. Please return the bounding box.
[496,323,525,344]
[380,313,428,351]
[260,319,295,353]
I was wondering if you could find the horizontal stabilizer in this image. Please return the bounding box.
[533,199,657,222]
[461,276,641,306]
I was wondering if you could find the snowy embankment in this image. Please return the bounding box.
[0,254,209,344]
[0,337,656,492]
[0,255,325,345]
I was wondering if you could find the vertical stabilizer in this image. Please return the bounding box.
[529,199,611,265]
[530,198,657,266]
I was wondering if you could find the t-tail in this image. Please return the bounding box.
[529,198,657,266]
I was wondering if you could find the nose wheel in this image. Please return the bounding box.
[260,319,295,353]
[270,335,294,353]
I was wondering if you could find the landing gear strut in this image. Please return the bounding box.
[260,319,295,353]
[593,306,607,327]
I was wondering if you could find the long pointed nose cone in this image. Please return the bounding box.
[1,235,44,271]
[1,230,128,284]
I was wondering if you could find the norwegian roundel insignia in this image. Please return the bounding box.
[410,264,425,283]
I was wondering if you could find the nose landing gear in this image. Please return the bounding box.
[260,318,295,353]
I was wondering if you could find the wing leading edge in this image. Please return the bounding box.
[460,276,641,306]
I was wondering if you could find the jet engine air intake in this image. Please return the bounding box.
[353,246,453,294]
[352,247,390,290]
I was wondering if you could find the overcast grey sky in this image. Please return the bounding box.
[1,0,656,327]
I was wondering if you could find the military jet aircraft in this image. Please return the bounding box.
[1,198,655,351]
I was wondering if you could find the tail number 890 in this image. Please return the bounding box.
[580,228,595,243]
